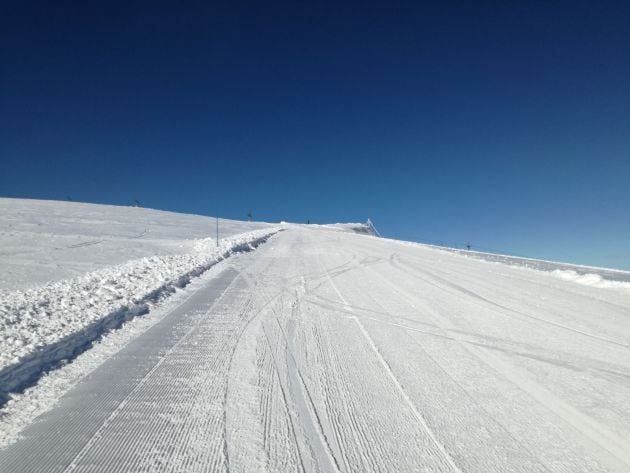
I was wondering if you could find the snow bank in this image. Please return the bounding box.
[0,198,274,291]
[0,228,278,398]
[551,269,630,291]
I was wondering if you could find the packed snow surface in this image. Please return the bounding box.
[1,199,630,472]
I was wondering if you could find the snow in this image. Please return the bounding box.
[0,266,226,447]
[1,199,630,472]
[0,198,273,291]
[0,198,279,402]
[318,221,381,236]
[551,269,630,290]
[0,228,277,377]
[428,243,630,283]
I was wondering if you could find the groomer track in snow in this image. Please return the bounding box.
[1,224,630,472]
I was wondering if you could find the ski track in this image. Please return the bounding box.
[2,225,630,472]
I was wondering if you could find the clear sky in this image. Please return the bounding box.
[1,1,629,269]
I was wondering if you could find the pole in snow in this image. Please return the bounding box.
[216,215,219,247]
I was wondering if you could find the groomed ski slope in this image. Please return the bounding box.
[2,223,630,472]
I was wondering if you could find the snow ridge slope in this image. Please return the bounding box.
[0,228,278,402]
[0,198,273,291]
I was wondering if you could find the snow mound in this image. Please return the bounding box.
[0,228,278,400]
[551,269,630,291]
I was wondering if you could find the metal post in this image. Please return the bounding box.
[216,215,219,247]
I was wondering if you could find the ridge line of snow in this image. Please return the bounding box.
[375,236,630,289]
[0,229,280,403]
[549,269,630,290]
[415,240,630,275]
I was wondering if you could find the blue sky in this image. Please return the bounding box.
[1,1,629,269]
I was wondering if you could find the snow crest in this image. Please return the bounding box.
[551,269,630,291]
[0,229,278,385]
